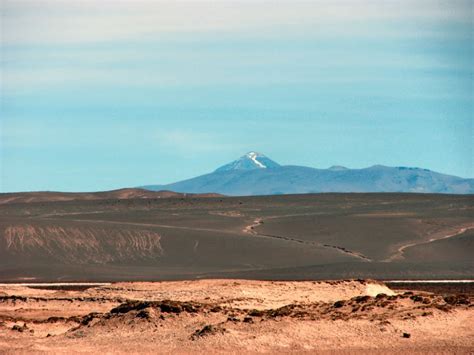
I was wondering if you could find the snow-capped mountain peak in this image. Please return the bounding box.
[215,152,280,172]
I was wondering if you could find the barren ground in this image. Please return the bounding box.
[0,279,473,353]
[1,193,473,281]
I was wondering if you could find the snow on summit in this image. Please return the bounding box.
[246,152,266,168]
[215,152,281,172]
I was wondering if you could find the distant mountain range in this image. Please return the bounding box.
[0,189,222,204]
[142,152,474,195]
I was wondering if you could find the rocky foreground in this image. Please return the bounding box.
[0,280,473,353]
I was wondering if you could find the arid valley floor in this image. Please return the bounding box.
[0,191,473,281]
[0,191,473,352]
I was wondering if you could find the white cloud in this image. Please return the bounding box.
[2,0,471,45]
[2,0,471,94]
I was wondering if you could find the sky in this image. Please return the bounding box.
[1,0,473,192]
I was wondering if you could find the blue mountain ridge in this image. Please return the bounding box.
[142,152,474,195]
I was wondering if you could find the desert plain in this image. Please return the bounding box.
[0,191,473,281]
[0,191,473,353]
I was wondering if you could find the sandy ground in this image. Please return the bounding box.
[0,279,473,354]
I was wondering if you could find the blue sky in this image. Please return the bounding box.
[1,0,472,192]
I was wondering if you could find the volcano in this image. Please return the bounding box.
[142,152,474,195]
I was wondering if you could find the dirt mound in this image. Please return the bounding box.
[110,300,203,315]
[191,324,226,340]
